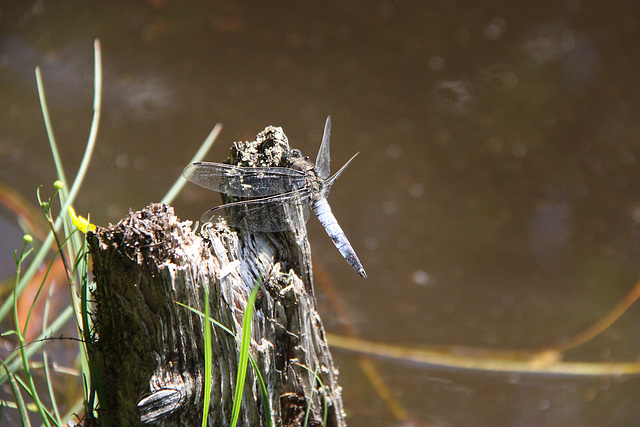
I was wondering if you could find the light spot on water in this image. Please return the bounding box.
[454,27,471,44]
[134,156,148,170]
[382,200,397,215]
[343,56,359,72]
[286,33,304,49]
[412,270,431,286]
[483,17,507,41]
[432,80,474,115]
[308,33,325,50]
[386,144,402,159]
[364,236,378,250]
[487,136,504,153]
[336,25,353,42]
[116,154,129,169]
[408,183,424,198]
[512,142,527,158]
[538,399,550,410]
[502,71,518,89]
[377,1,395,19]
[428,56,445,72]
[10,103,20,118]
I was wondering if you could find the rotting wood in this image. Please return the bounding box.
[87,124,345,426]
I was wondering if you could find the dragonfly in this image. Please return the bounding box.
[182,116,367,278]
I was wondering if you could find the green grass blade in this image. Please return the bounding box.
[201,285,212,427]
[246,352,272,427]
[177,302,234,336]
[60,38,103,257]
[0,39,104,427]
[35,66,66,190]
[230,283,260,427]
[35,38,101,274]
[53,39,102,262]
[177,292,273,427]
[36,39,102,215]
[0,39,103,324]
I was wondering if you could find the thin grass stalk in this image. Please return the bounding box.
[80,241,106,425]
[21,195,78,335]
[162,123,223,205]
[41,277,62,425]
[41,39,103,420]
[177,286,273,427]
[202,284,212,427]
[42,352,61,425]
[0,306,75,382]
[248,353,272,427]
[34,38,101,299]
[302,366,319,427]
[3,364,32,427]
[297,363,328,426]
[0,224,57,322]
[20,225,61,336]
[0,39,102,324]
[36,38,101,232]
[1,227,77,377]
[12,241,51,426]
[0,40,102,426]
[35,67,66,190]
[176,301,273,420]
[13,374,57,425]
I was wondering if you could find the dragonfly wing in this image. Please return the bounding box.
[201,190,311,232]
[182,162,305,197]
[315,116,331,180]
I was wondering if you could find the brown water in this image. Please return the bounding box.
[2,1,640,425]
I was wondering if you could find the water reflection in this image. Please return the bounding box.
[527,189,572,271]
[2,1,640,425]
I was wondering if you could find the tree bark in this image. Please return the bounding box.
[87,125,345,426]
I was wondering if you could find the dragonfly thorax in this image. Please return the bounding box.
[287,155,325,196]
[288,156,315,174]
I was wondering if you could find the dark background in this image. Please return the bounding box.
[2,1,640,425]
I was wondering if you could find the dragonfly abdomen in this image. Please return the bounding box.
[312,198,367,278]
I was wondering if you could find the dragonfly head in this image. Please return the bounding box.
[288,148,303,159]
[287,149,313,171]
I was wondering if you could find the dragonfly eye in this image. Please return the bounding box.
[287,149,304,166]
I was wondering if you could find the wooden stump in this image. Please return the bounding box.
[87,125,345,426]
